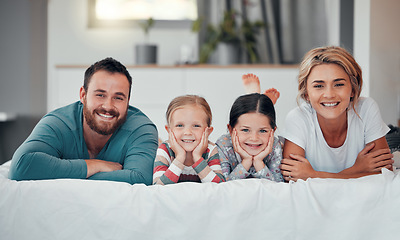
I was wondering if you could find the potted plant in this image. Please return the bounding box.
[135,17,157,65]
[241,18,265,64]
[198,10,240,64]
[196,10,264,64]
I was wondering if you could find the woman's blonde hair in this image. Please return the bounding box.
[166,95,212,127]
[297,46,363,112]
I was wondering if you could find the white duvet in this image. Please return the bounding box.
[1,160,399,240]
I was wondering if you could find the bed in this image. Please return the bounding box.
[1,158,399,240]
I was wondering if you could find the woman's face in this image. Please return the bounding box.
[230,112,273,156]
[306,63,354,122]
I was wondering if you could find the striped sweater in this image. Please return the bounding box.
[153,142,225,185]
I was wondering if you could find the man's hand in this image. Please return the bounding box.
[85,159,122,178]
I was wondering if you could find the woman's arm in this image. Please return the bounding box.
[280,138,393,181]
[343,136,393,174]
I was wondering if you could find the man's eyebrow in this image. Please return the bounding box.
[93,90,127,98]
[94,89,106,93]
[115,92,127,98]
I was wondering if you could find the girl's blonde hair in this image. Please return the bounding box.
[166,95,212,127]
[297,46,363,112]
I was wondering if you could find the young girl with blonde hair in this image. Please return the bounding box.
[153,95,225,184]
[280,46,393,181]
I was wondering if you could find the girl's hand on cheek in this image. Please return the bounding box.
[232,129,252,170]
[253,131,274,171]
[168,130,186,163]
[193,127,210,162]
[254,130,274,163]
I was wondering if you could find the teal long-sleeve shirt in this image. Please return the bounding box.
[9,101,158,185]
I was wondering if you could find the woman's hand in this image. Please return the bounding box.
[192,127,211,162]
[252,131,274,171]
[280,154,316,181]
[351,142,393,173]
[231,129,253,170]
[168,130,186,164]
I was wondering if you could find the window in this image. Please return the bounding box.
[88,0,198,28]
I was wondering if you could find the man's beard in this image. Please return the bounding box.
[83,100,127,136]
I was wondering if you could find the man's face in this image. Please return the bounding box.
[80,70,130,136]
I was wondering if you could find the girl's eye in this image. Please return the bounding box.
[241,129,249,133]
[313,84,323,88]
[194,124,201,128]
[176,124,183,128]
[260,129,269,133]
[335,83,345,87]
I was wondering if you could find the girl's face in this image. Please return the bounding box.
[306,63,354,122]
[166,104,211,152]
[230,112,273,156]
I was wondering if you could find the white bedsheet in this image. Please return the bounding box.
[1,160,399,240]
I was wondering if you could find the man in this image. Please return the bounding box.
[9,57,158,185]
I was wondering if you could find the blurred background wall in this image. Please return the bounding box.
[0,0,47,164]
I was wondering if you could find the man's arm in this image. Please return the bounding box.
[88,123,158,185]
[9,116,88,180]
[85,159,122,178]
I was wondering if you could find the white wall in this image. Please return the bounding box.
[369,0,400,126]
[0,0,48,163]
[354,0,400,125]
[1,0,47,116]
[353,0,371,96]
[47,0,197,109]
[48,0,400,126]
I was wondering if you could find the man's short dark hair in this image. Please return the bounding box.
[84,57,132,98]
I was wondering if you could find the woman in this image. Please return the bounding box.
[280,46,393,181]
